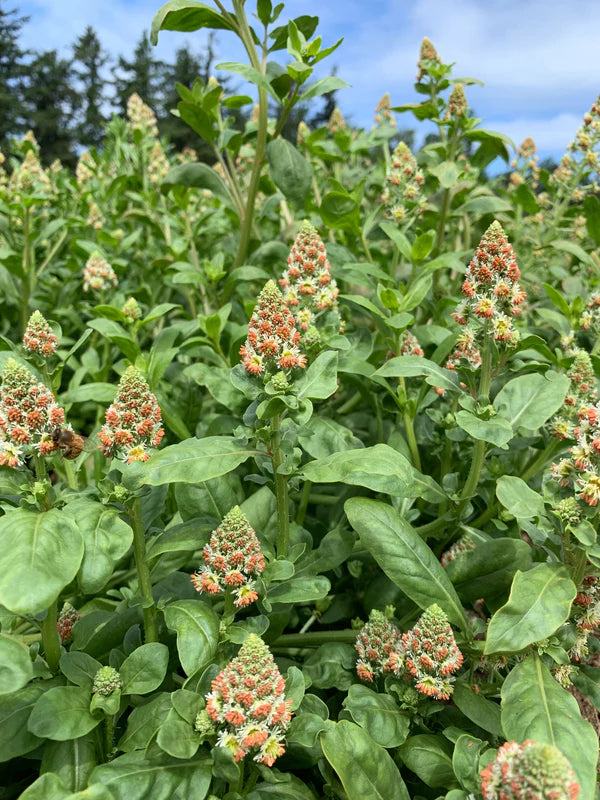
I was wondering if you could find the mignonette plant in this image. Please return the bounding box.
[0,1,600,799]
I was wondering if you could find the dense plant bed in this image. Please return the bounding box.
[0,2,599,798]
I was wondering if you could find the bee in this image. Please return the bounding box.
[51,427,87,460]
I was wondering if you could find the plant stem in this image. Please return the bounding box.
[271,414,290,558]
[296,480,311,526]
[521,438,562,483]
[129,497,158,643]
[104,714,115,762]
[223,586,235,619]
[400,377,421,471]
[41,598,60,672]
[20,207,31,335]
[62,460,79,490]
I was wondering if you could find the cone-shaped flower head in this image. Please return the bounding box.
[83,251,118,293]
[382,141,426,224]
[355,609,403,682]
[449,222,525,366]
[240,280,307,377]
[481,740,579,800]
[417,37,441,80]
[0,358,65,467]
[8,149,52,198]
[550,350,597,440]
[297,120,311,146]
[76,150,95,188]
[93,666,122,696]
[23,311,58,357]
[374,93,395,127]
[399,330,424,357]
[98,367,164,463]
[328,107,346,133]
[580,293,600,333]
[191,506,265,608]
[551,396,600,507]
[440,534,476,567]
[57,602,80,644]
[205,634,293,766]
[127,93,159,138]
[122,297,142,322]
[148,140,169,184]
[279,221,339,329]
[448,83,468,117]
[402,604,463,699]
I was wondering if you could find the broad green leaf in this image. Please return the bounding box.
[89,750,212,800]
[485,563,576,654]
[72,608,142,659]
[120,643,169,695]
[320,192,360,233]
[297,415,364,459]
[247,775,318,800]
[63,499,133,594]
[267,139,312,206]
[379,222,412,261]
[429,161,459,189]
[40,734,98,793]
[0,683,45,762]
[398,734,456,789]
[494,371,569,431]
[137,437,256,487]
[343,685,409,748]
[151,0,234,45]
[163,600,219,676]
[550,239,596,268]
[452,734,486,793]
[457,196,512,214]
[445,538,532,604]
[321,720,409,800]
[455,410,513,447]
[217,62,280,104]
[296,350,338,400]
[374,356,463,393]
[303,644,355,690]
[62,383,116,404]
[496,476,545,519]
[0,634,33,694]
[411,230,436,261]
[453,681,503,736]
[118,694,172,753]
[20,772,113,800]
[267,576,330,604]
[0,508,84,614]
[345,498,467,630]
[156,707,201,759]
[28,686,101,741]
[302,444,415,497]
[502,656,597,799]
[59,652,102,690]
[584,195,600,245]
[161,162,232,205]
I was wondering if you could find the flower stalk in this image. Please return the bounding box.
[128,496,158,643]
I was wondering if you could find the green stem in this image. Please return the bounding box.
[41,598,60,672]
[20,206,31,335]
[129,497,158,643]
[415,517,447,538]
[63,460,79,491]
[223,587,235,619]
[104,715,115,762]
[521,438,562,483]
[273,630,357,648]
[361,231,374,264]
[271,415,290,558]
[295,480,311,526]
[400,377,421,471]
[36,229,68,278]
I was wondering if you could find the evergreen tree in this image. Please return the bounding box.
[113,32,166,115]
[0,2,29,148]
[72,26,109,149]
[21,50,78,166]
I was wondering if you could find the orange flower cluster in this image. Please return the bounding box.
[355,609,403,682]
[481,740,579,800]
[22,311,58,357]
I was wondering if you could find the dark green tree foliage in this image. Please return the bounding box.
[72,26,110,149]
[0,2,28,148]
[21,50,78,166]
[113,31,166,114]
[161,43,207,151]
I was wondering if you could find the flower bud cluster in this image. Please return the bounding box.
[279,221,339,330]
[550,351,597,439]
[399,330,424,357]
[57,602,80,644]
[374,93,396,128]
[126,93,159,138]
[446,328,482,371]
[401,604,463,700]
[449,221,525,365]
[205,634,293,767]
[550,95,600,202]
[148,141,169,184]
[122,297,142,322]
[83,252,118,293]
[297,121,311,146]
[328,107,346,133]
[240,280,307,376]
[440,534,476,567]
[355,609,403,682]
[0,358,65,467]
[8,150,52,199]
[98,367,164,463]
[480,740,579,800]
[579,293,600,332]
[509,137,540,190]
[550,398,600,506]
[93,666,122,696]
[176,146,198,164]
[86,201,103,230]
[76,151,95,188]
[416,37,440,82]
[191,506,265,608]
[569,572,600,662]
[382,142,426,224]
[23,311,58,357]
[447,84,468,118]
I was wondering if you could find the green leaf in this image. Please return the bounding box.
[550,239,596,269]
[345,498,467,630]
[445,538,532,604]
[297,415,364,459]
[62,383,116,404]
[452,734,486,793]
[411,230,436,261]
[496,476,545,519]
[0,508,84,614]
[321,720,410,800]
[453,681,503,736]
[150,0,234,45]
[59,652,102,690]
[493,371,569,431]
[217,61,280,104]
[40,734,98,793]
[303,644,355,690]
[502,656,598,799]
[485,563,576,654]
[118,694,172,753]
[267,576,330,604]
[398,734,457,789]
[89,750,212,800]
[162,162,232,205]
[299,76,349,102]
[0,683,45,762]
[429,161,459,189]
[302,444,415,497]
[379,222,412,261]
[20,773,113,800]
[514,183,539,214]
[296,350,338,400]
[0,634,33,694]
[374,356,463,393]
[120,643,169,695]
[266,139,312,207]
[343,685,409,748]
[28,686,101,741]
[163,600,219,677]
[456,196,512,215]
[584,194,600,245]
[320,192,360,233]
[63,499,133,594]
[137,436,256,487]
[455,410,513,447]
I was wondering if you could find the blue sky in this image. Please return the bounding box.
[17,0,600,163]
